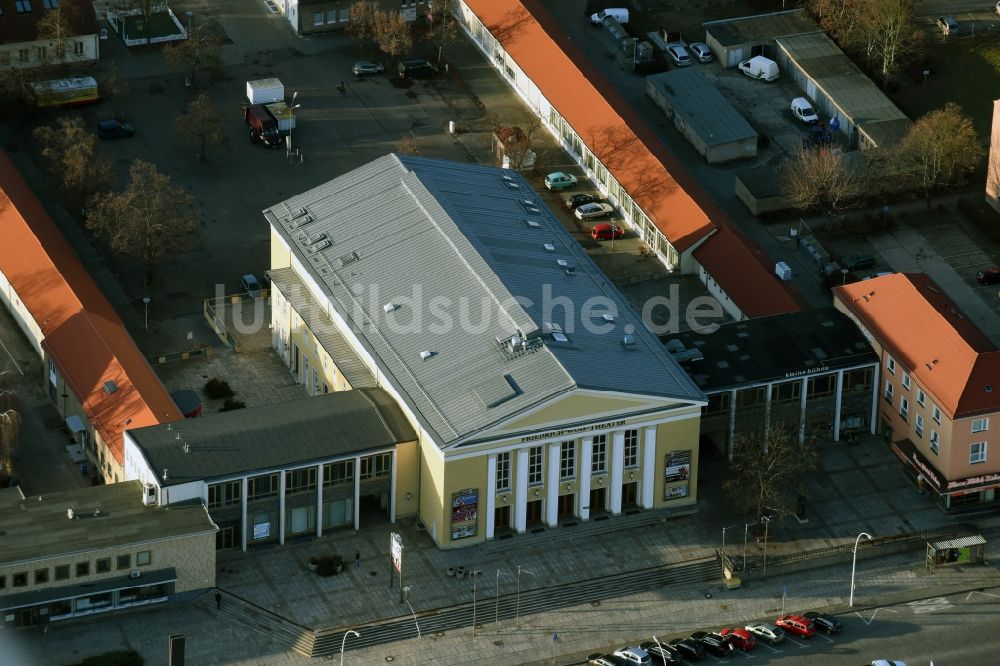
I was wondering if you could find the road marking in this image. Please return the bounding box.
[785,637,808,648]
[855,607,898,625]
[907,597,951,614]
[965,591,1000,602]
[0,337,24,376]
[815,633,835,643]
[757,643,783,653]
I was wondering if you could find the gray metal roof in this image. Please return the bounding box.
[775,32,911,148]
[0,482,215,566]
[268,267,377,389]
[929,535,986,550]
[703,9,818,47]
[128,388,416,485]
[647,69,757,146]
[263,155,705,448]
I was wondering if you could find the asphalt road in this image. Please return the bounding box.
[573,587,1000,665]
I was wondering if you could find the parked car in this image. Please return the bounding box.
[613,646,652,665]
[545,172,578,191]
[871,661,907,666]
[640,641,683,665]
[575,202,615,220]
[936,16,959,34]
[690,632,734,657]
[745,623,785,644]
[565,193,602,209]
[668,637,704,660]
[97,119,135,140]
[976,266,1000,285]
[666,45,692,67]
[352,61,385,76]
[689,42,713,62]
[776,614,815,638]
[590,7,629,25]
[587,654,621,666]
[397,59,438,78]
[738,55,779,81]
[791,97,819,123]
[719,627,757,651]
[592,223,624,241]
[241,273,261,298]
[803,611,843,634]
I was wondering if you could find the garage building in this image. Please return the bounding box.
[703,9,816,68]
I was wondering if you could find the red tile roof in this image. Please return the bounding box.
[834,273,1000,419]
[0,149,181,465]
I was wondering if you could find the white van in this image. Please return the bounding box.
[738,56,779,82]
[590,8,629,25]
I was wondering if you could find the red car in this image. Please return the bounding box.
[776,614,816,638]
[977,267,1000,285]
[591,223,624,241]
[719,627,757,651]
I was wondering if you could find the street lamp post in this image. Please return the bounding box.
[142,297,150,330]
[742,520,756,575]
[402,586,421,638]
[515,565,534,629]
[288,91,300,154]
[721,524,736,582]
[495,569,510,634]
[761,515,771,581]
[850,532,874,607]
[340,629,360,666]
[470,570,482,636]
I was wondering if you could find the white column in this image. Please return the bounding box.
[833,370,845,442]
[546,442,560,526]
[486,454,497,539]
[240,476,249,552]
[353,455,361,530]
[869,365,879,434]
[514,448,529,533]
[316,463,324,538]
[641,428,656,509]
[579,437,593,520]
[389,449,398,523]
[610,431,625,515]
[799,377,809,443]
[278,471,286,545]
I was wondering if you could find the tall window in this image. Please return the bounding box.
[496,452,511,492]
[592,435,607,474]
[248,473,278,500]
[884,381,893,404]
[286,467,317,494]
[932,404,941,424]
[559,441,575,480]
[930,430,940,454]
[323,460,353,487]
[970,442,987,464]
[916,389,926,406]
[527,446,543,485]
[886,356,896,374]
[207,480,241,508]
[972,418,989,433]
[902,372,910,390]
[915,414,924,438]
[360,453,391,480]
[624,430,639,468]
[899,397,909,421]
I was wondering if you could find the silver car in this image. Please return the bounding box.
[574,202,614,220]
[745,622,785,644]
[667,45,692,67]
[689,42,713,63]
[352,61,385,76]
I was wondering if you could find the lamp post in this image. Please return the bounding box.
[339,629,359,666]
[742,520,756,575]
[761,515,771,581]
[402,585,421,638]
[470,570,482,636]
[850,532,873,607]
[721,524,736,583]
[515,565,534,629]
[495,568,510,634]
[142,297,150,330]
[288,91,300,153]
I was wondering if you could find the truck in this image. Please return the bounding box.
[246,78,284,105]
[738,56,779,82]
[244,104,283,148]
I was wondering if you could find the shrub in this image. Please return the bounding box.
[204,378,234,399]
[219,398,246,412]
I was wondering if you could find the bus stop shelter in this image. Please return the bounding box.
[926,535,987,572]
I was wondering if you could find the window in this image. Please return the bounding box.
[207,480,241,508]
[55,565,70,581]
[930,430,939,454]
[18,48,29,62]
[323,460,353,487]
[15,0,31,13]
[527,446,543,485]
[706,392,730,415]
[915,414,924,438]
[496,451,511,491]
[74,40,84,56]
[360,453,391,480]
[917,389,925,406]
[902,373,910,390]
[624,430,639,468]
[900,397,909,421]
[96,558,111,574]
[248,473,279,500]
[117,554,132,571]
[886,356,896,374]
[75,562,90,577]
[884,381,894,404]
[326,9,336,23]
[774,381,801,403]
[559,441,575,480]
[592,434,607,474]
[34,568,49,584]
[286,467,317,494]
[970,442,987,465]
[43,0,57,7]
[313,11,323,26]
[932,404,941,424]
[13,572,27,587]
[136,551,151,567]
[972,418,989,433]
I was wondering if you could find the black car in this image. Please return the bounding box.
[668,637,704,661]
[691,631,734,658]
[640,641,682,665]
[97,119,135,140]
[803,611,843,634]
[397,58,438,79]
[565,193,602,209]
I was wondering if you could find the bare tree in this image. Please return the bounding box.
[164,24,223,88]
[33,118,114,200]
[892,103,983,209]
[426,0,458,66]
[372,9,412,64]
[486,110,542,171]
[176,93,223,163]
[36,0,87,67]
[396,132,421,155]
[0,403,21,487]
[780,147,866,227]
[86,160,199,284]
[0,67,35,116]
[723,424,818,520]
[347,0,379,45]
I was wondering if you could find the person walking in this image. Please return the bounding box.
[215,591,222,610]
[354,550,361,569]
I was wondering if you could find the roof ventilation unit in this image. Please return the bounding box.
[383,303,399,314]
[551,332,569,343]
[290,207,308,219]
[419,350,434,361]
[291,215,314,229]
[522,219,541,229]
[543,243,555,252]
[602,313,615,323]
[67,508,75,520]
[622,334,636,346]
[307,239,331,253]
[104,380,118,395]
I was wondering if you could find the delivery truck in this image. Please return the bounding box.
[244,104,283,147]
[738,56,779,82]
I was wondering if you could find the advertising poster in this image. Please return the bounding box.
[451,488,478,540]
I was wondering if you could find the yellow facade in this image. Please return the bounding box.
[394,440,420,518]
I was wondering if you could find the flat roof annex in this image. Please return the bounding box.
[646,69,758,147]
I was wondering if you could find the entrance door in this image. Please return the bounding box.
[494,505,511,533]
[590,487,607,514]
[557,493,575,519]
[622,482,638,508]
[291,342,300,377]
[525,499,543,525]
[14,607,39,627]
[216,525,236,550]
